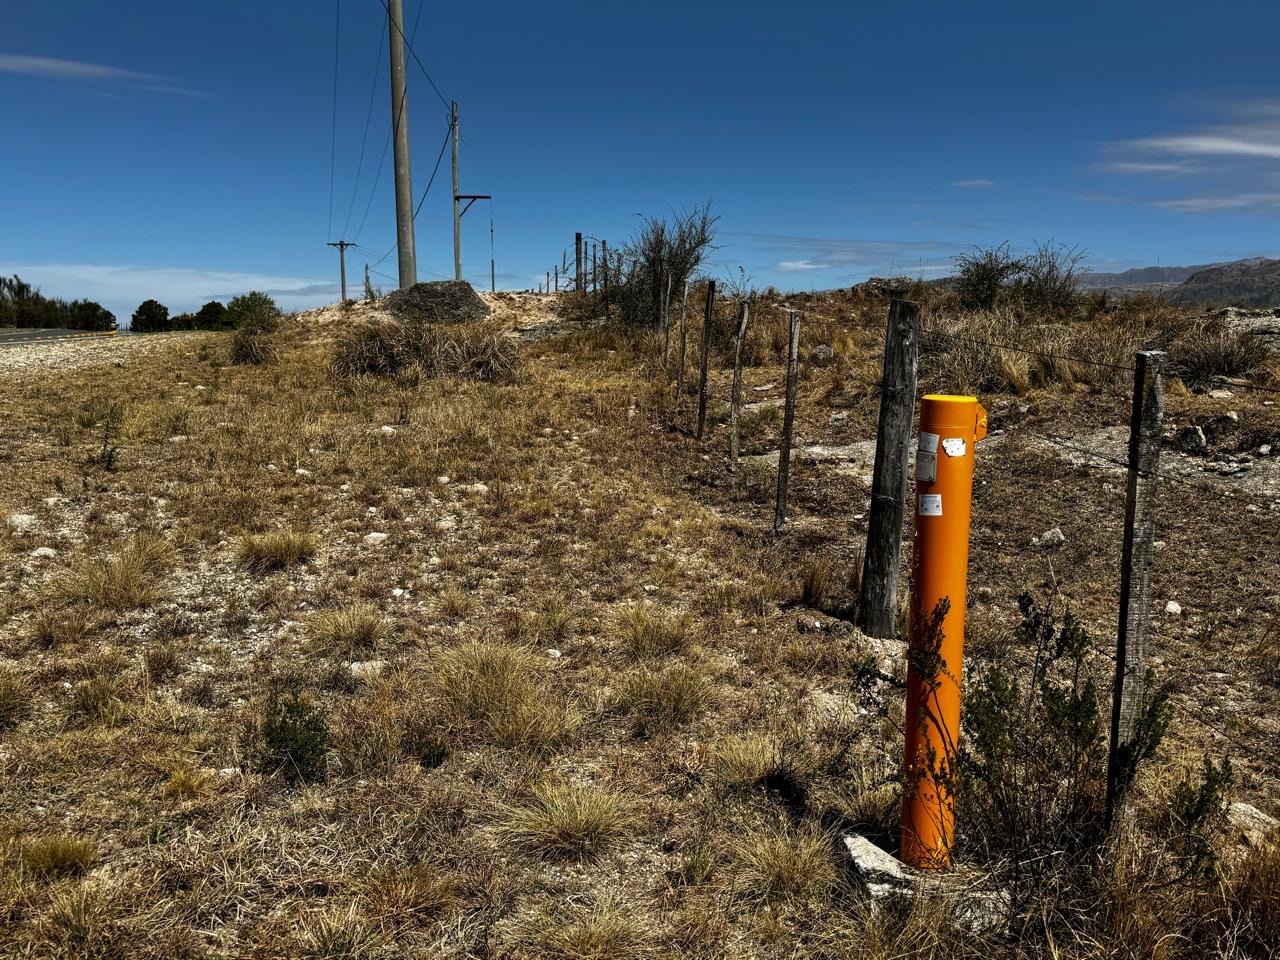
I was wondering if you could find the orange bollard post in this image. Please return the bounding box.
[900,394,987,869]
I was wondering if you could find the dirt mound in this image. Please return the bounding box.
[383,280,491,325]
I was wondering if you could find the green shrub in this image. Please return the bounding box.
[225,291,281,331]
[245,691,330,785]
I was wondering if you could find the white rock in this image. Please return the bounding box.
[1035,526,1066,548]
[1165,600,1183,616]
[1228,801,1278,846]
[391,587,406,598]
[295,468,312,477]
[350,660,388,680]
[546,649,562,659]
[1208,389,1234,399]
[468,483,489,495]
[363,532,389,547]
[436,516,458,532]
[437,475,450,485]
[6,514,36,533]
[168,435,189,444]
[380,425,397,436]
[30,547,57,559]
[1261,445,1272,457]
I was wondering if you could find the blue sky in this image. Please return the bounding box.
[4,0,1280,323]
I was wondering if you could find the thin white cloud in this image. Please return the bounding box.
[777,260,824,272]
[1154,192,1280,213]
[0,54,210,97]
[1130,134,1280,160]
[949,179,997,189]
[0,262,338,320]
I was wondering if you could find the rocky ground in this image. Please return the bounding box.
[0,288,1277,958]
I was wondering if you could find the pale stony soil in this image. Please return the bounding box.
[0,332,194,378]
[0,290,1277,958]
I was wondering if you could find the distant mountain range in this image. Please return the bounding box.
[1080,257,1280,307]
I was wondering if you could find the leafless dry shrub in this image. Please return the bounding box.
[606,201,719,330]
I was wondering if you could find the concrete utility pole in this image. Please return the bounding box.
[452,100,462,280]
[328,241,356,302]
[387,0,416,289]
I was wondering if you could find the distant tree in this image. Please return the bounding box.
[194,300,229,330]
[170,312,197,331]
[131,299,170,333]
[225,291,281,331]
[65,300,117,332]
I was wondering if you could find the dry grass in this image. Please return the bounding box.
[617,602,692,658]
[532,900,653,959]
[308,603,387,656]
[732,822,836,905]
[0,667,30,729]
[20,833,98,880]
[55,534,174,609]
[615,664,709,737]
[237,529,316,572]
[501,780,638,858]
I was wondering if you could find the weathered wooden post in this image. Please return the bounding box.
[662,272,673,367]
[728,302,751,470]
[677,280,690,398]
[696,280,716,439]
[858,298,920,638]
[575,232,583,293]
[1106,350,1167,826]
[774,309,801,532]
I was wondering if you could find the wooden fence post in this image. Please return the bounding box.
[696,280,716,439]
[774,309,801,532]
[575,232,583,292]
[1106,350,1167,826]
[677,281,689,398]
[728,302,751,470]
[858,298,920,638]
[601,241,609,316]
[662,272,673,367]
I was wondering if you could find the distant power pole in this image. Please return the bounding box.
[328,241,357,302]
[452,100,462,280]
[387,0,416,288]
[489,208,496,293]
[575,233,583,292]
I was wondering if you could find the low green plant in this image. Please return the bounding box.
[245,691,330,785]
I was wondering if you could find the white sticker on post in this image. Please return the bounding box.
[916,449,937,483]
[918,432,939,454]
[919,493,943,516]
[942,437,967,458]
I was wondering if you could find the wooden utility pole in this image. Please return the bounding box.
[575,233,583,292]
[387,0,416,289]
[696,280,715,440]
[728,302,751,469]
[328,241,356,302]
[1106,350,1167,826]
[489,209,496,292]
[774,309,801,532]
[546,271,550,294]
[451,100,462,281]
[858,299,920,638]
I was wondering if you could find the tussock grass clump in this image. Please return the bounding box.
[532,900,652,960]
[144,642,184,683]
[68,671,127,727]
[294,903,384,959]
[1232,838,1280,949]
[0,668,31,730]
[238,530,316,573]
[617,603,692,659]
[333,318,520,383]
[20,833,97,880]
[58,535,174,610]
[1167,314,1271,389]
[361,863,459,928]
[161,760,210,800]
[308,603,387,656]
[431,640,579,752]
[29,607,97,648]
[501,780,637,858]
[733,822,835,905]
[616,665,709,738]
[334,676,448,773]
[243,691,330,785]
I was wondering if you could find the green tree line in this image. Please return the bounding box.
[0,275,117,331]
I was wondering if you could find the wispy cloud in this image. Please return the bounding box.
[0,54,211,97]
[731,232,959,279]
[949,178,997,189]
[0,262,337,319]
[1100,98,1280,213]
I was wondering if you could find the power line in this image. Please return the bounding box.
[367,123,452,269]
[326,0,342,241]
[340,17,386,239]
[376,0,451,112]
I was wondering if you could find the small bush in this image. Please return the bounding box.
[617,603,691,658]
[20,833,97,880]
[245,691,330,785]
[0,668,31,729]
[309,604,387,656]
[501,780,636,858]
[616,665,709,738]
[953,243,1027,311]
[59,535,174,610]
[238,530,316,573]
[224,291,281,331]
[332,319,520,383]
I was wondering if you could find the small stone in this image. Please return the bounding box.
[1260,445,1272,457]
[1208,388,1234,399]
[437,475,450,485]
[1228,802,1279,846]
[295,468,312,477]
[168,435,189,444]
[30,546,57,559]
[436,516,458,532]
[546,649,562,659]
[830,411,849,424]
[380,425,397,436]
[1036,526,1066,548]
[468,483,489,495]
[1165,600,1183,616]
[391,587,405,598]
[1175,425,1208,455]
[363,532,389,547]
[6,514,37,533]
[810,344,836,367]
[350,660,388,680]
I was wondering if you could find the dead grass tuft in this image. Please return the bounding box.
[56,534,174,610]
[732,821,835,904]
[20,833,97,881]
[617,602,692,658]
[238,529,316,573]
[0,668,31,729]
[616,665,709,738]
[361,862,458,928]
[532,900,653,959]
[309,603,387,656]
[501,780,637,858]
